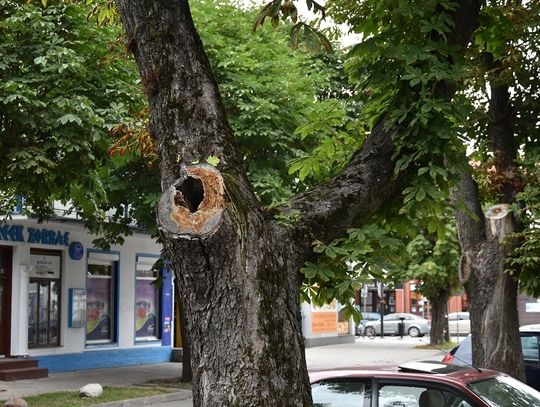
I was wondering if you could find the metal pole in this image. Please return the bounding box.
[380,281,384,339]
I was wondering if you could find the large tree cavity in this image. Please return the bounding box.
[158,164,226,238]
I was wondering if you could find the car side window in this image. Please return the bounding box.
[521,335,539,362]
[377,384,472,407]
[312,378,370,407]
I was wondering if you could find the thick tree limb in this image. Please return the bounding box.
[287,0,482,243]
[287,120,399,243]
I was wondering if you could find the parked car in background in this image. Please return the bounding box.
[363,313,430,337]
[311,361,540,406]
[355,312,381,336]
[448,311,471,335]
[443,324,540,390]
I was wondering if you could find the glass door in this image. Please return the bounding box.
[28,249,61,348]
[28,279,60,347]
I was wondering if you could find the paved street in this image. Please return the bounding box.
[306,335,444,371]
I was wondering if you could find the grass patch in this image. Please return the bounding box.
[21,386,173,407]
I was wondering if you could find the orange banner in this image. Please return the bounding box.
[311,311,338,333]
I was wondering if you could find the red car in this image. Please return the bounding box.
[310,361,540,406]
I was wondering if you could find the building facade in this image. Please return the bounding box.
[0,216,173,372]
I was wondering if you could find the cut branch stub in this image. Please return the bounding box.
[486,204,515,244]
[158,164,225,238]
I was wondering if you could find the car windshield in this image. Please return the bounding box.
[468,374,540,406]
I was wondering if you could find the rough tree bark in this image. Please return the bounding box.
[453,58,525,380]
[114,0,481,405]
[429,289,450,345]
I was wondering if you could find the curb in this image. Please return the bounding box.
[91,391,191,406]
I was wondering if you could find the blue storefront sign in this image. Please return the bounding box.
[69,241,84,260]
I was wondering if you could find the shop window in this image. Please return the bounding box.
[86,251,118,345]
[28,250,61,348]
[135,255,160,341]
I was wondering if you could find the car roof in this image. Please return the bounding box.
[520,324,540,332]
[309,361,498,387]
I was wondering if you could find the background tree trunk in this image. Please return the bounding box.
[456,195,524,379]
[429,291,450,345]
[454,58,525,380]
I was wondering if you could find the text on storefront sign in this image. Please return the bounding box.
[0,224,70,246]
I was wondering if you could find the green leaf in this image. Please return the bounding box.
[415,189,426,201]
[206,155,220,166]
[57,114,82,126]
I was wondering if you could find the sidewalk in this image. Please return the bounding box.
[0,362,192,406]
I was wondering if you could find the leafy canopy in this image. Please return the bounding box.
[0,0,145,227]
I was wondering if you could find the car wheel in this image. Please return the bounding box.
[408,326,420,337]
[366,326,376,339]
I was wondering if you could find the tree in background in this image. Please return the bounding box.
[452,1,540,377]
[325,0,538,379]
[402,222,461,345]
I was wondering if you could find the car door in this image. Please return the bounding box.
[383,314,398,334]
[311,377,371,407]
[520,332,540,391]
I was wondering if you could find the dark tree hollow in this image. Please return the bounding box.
[176,176,204,212]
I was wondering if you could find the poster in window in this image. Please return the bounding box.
[29,253,60,278]
[69,288,87,328]
[135,279,158,339]
[86,278,112,341]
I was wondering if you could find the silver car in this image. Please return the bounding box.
[364,313,430,337]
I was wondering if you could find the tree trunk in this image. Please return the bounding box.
[456,191,524,379]
[429,290,449,345]
[453,63,525,379]
[114,0,482,405]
